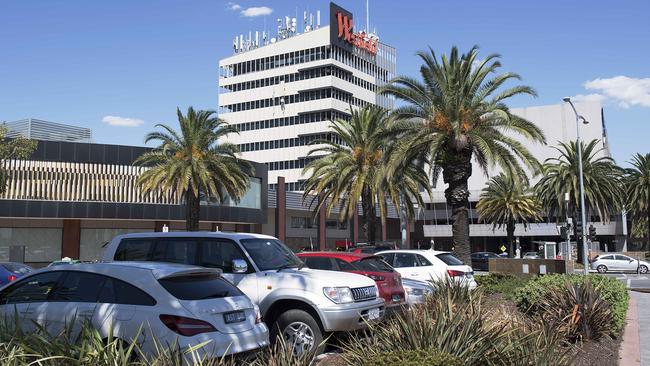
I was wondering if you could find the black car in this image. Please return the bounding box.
[470,252,501,271]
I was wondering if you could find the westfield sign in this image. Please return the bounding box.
[330,2,378,55]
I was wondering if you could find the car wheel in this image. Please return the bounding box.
[639,265,648,274]
[597,265,608,274]
[270,309,324,356]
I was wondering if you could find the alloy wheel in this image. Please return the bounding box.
[597,265,607,274]
[640,265,648,274]
[283,321,315,356]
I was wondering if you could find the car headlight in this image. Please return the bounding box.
[405,287,424,296]
[323,287,354,304]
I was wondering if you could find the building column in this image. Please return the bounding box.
[352,205,359,245]
[154,221,170,232]
[405,219,411,249]
[61,219,81,259]
[275,176,286,241]
[318,193,327,250]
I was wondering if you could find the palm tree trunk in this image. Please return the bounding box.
[443,149,472,265]
[185,188,200,231]
[507,220,515,258]
[646,201,650,251]
[362,188,377,244]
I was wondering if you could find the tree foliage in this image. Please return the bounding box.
[135,107,251,231]
[0,126,38,194]
[381,45,545,262]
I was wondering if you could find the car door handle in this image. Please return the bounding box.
[79,310,94,318]
[20,309,34,315]
[410,273,419,276]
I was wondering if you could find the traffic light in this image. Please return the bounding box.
[575,217,584,240]
[589,225,597,241]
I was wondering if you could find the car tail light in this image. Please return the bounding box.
[7,275,16,282]
[447,269,465,277]
[159,315,216,336]
[366,274,385,281]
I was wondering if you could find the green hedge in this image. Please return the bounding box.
[361,348,462,366]
[514,274,629,335]
[474,273,532,299]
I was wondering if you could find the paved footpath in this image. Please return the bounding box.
[634,292,650,366]
[620,291,650,366]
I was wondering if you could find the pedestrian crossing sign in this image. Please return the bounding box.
[500,245,507,252]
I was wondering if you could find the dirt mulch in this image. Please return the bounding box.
[568,336,621,366]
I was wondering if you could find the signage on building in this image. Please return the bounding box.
[329,2,378,55]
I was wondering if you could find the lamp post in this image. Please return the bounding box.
[563,97,589,275]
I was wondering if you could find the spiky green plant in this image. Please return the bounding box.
[625,153,650,247]
[135,107,252,231]
[381,46,545,263]
[476,172,542,256]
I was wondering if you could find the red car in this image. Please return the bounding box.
[297,251,406,309]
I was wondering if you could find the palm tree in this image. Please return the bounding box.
[476,173,542,256]
[135,107,252,231]
[535,140,624,225]
[381,46,545,263]
[625,153,650,249]
[302,105,428,244]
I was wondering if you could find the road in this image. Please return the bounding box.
[599,272,650,291]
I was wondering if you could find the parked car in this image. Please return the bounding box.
[591,254,649,274]
[102,232,385,355]
[0,262,33,286]
[0,262,269,359]
[48,258,82,266]
[401,278,434,306]
[347,243,395,254]
[523,252,541,259]
[470,252,501,271]
[376,249,477,289]
[297,252,406,311]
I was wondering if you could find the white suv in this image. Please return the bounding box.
[102,232,385,354]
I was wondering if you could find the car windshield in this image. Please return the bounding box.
[436,253,465,266]
[158,274,243,300]
[354,257,394,272]
[240,238,303,271]
[2,264,31,274]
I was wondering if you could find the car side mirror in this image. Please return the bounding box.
[232,259,248,273]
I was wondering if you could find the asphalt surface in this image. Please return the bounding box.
[596,272,650,291]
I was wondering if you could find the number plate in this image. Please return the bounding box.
[223,310,246,324]
[367,308,381,320]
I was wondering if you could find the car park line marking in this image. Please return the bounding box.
[627,279,632,288]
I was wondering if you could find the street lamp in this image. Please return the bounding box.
[563,97,589,275]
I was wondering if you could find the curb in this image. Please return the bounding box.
[619,294,640,366]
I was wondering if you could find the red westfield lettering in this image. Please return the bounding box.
[335,12,377,55]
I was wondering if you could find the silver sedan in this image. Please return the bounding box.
[591,254,649,274]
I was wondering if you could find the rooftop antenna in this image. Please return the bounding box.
[366,0,369,32]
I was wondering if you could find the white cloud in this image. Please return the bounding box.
[226,2,241,11]
[240,6,273,17]
[102,115,144,127]
[571,93,607,104]
[583,76,650,108]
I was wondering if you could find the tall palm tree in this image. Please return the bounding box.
[476,173,542,256]
[535,140,624,226]
[381,46,545,263]
[135,107,252,231]
[302,105,428,244]
[625,153,650,248]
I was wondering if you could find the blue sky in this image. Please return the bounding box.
[1,0,648,165]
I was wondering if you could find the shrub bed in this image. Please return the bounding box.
[514,274,629,335]
[474,273,532,299]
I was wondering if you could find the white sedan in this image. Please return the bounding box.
[0,262,269,360]
[591,254,650,274]
[376,249,477,289]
